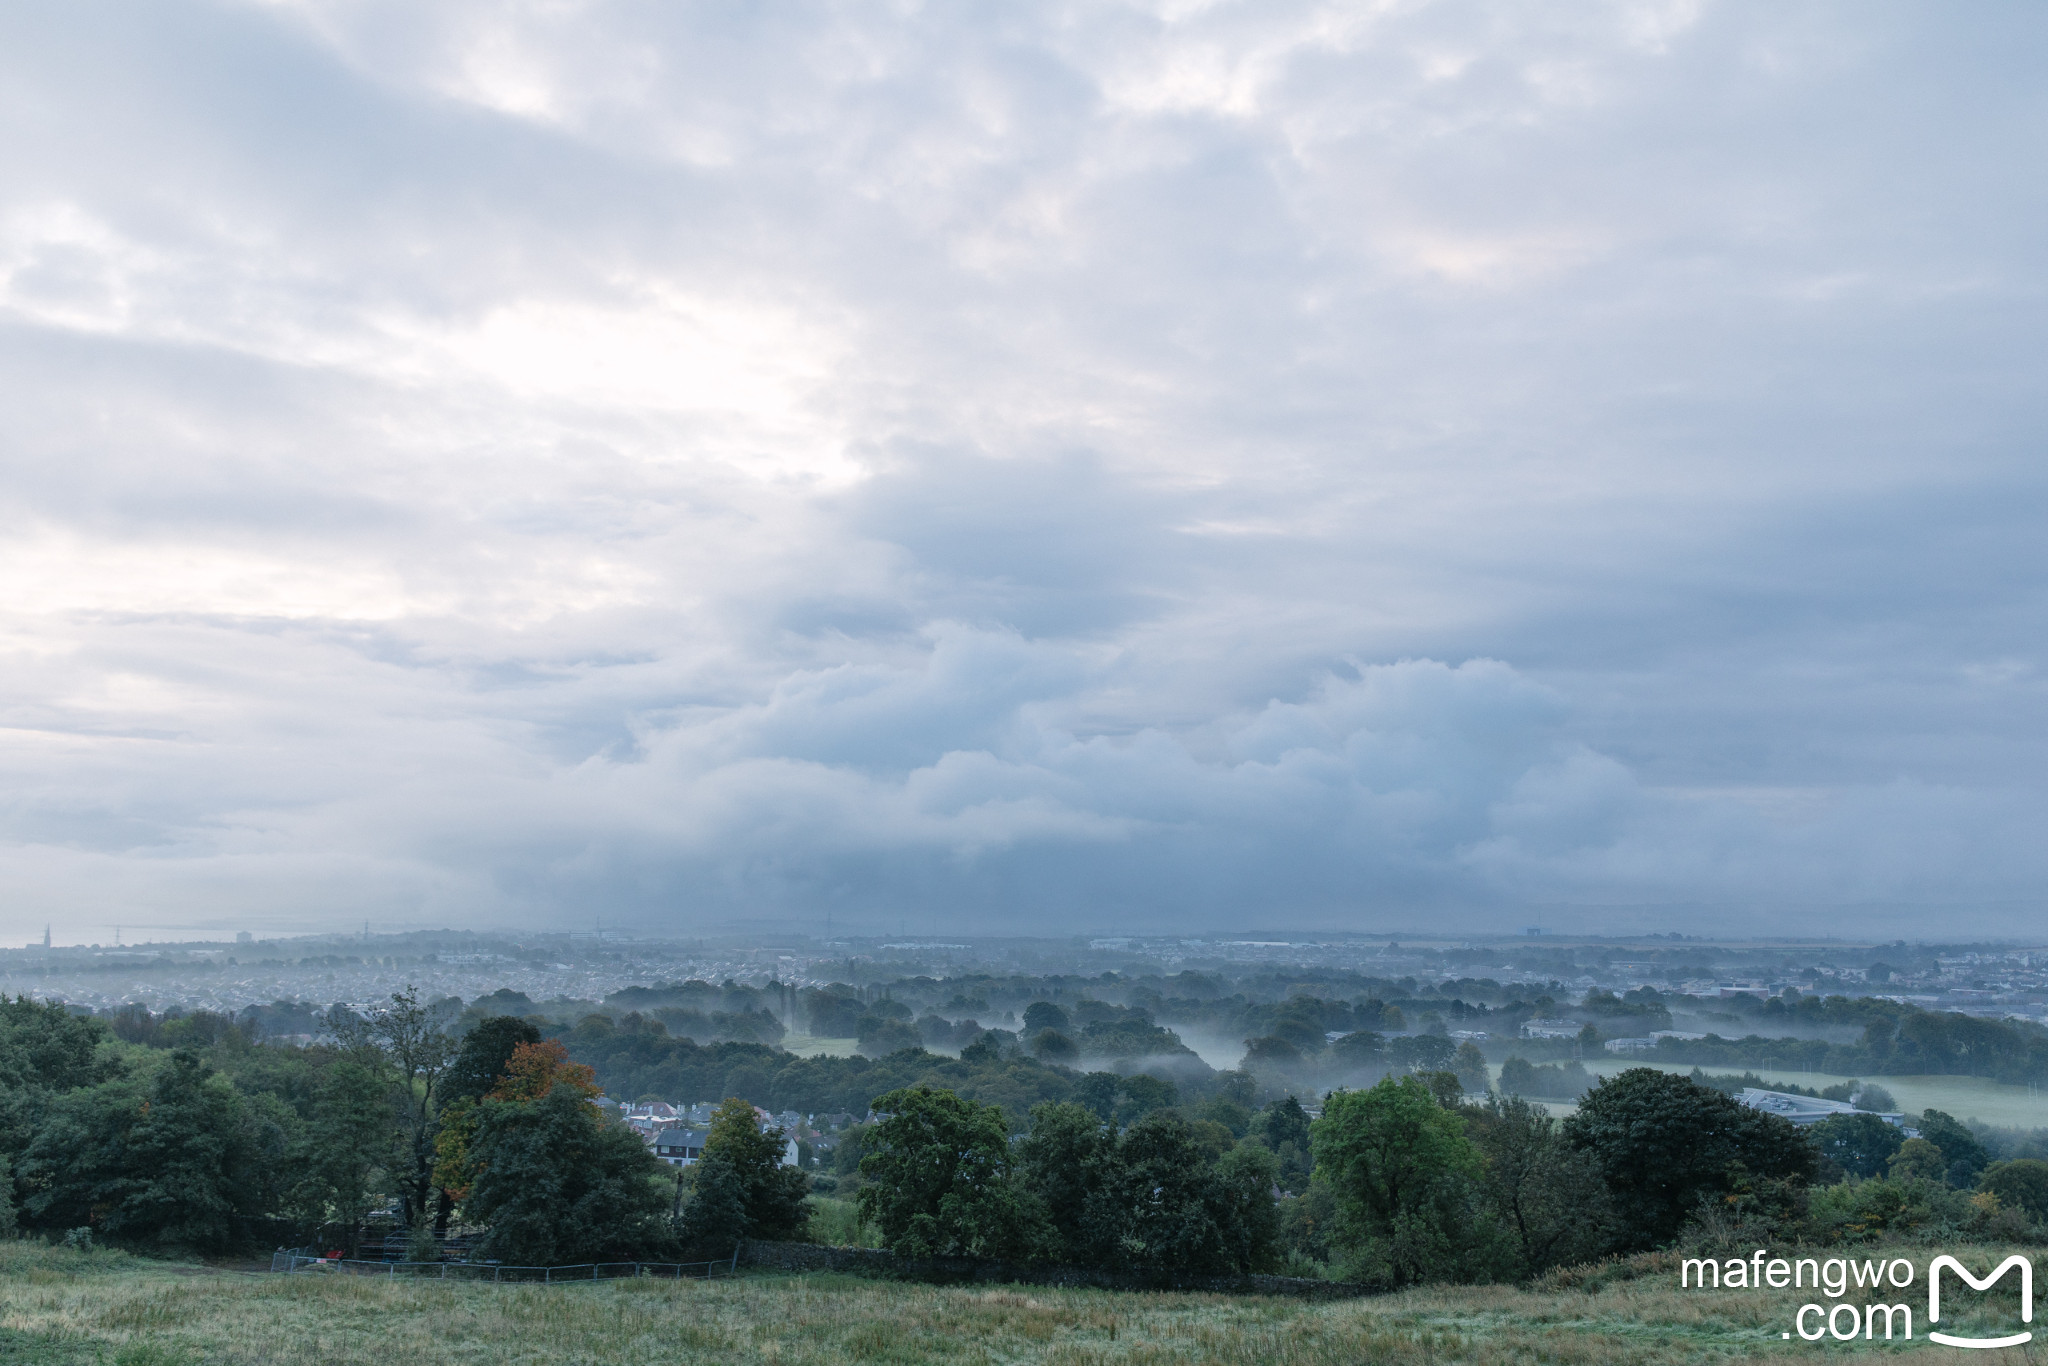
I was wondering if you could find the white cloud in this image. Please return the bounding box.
[0,0,2042,941]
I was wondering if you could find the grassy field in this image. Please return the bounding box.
[778,1034,861,1059]
[3,1240,2037,1364]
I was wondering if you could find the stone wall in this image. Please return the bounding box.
[737,1241,1368,1300]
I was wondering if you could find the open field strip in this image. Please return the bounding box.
[2,1242,2024,1365]
[778,1034,862,1059]
[1563,1061,2048,1128]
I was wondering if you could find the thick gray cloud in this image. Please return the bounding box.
[0,0,2043,942]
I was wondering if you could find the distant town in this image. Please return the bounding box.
[7,926,2042,1036]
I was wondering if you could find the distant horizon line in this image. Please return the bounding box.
[11,925,2045,953]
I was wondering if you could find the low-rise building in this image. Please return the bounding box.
[652,1128,709,1166]
[1734,1088,1909,1129]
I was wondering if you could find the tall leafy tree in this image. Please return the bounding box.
[443,1016,543,1105]
[1453,1041,1491,1095]
[463,1084,674,1265]
[284,1058,393,1253]
[1311,1075,1489,1287]
[1915,1109,1989,1183]
[1210,1142,1284,1274]
[857,1086,1031,1259]
[681,1097,809,1249]
[1248,1096,1314,1192]
[1016,1101,1119,1265]
[1562,1068,1814,1250]
[1015,1101,1280,1274]
[336,987,461,1231]
[438,1040,598,1203]
[1115,1112,1228,1272]
[1807,1112,1904,1179]
[1469,1095,1613,1278]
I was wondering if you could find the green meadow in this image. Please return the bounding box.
[2,1240,2032,1365]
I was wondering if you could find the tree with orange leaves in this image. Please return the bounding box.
[442,1037,673,1263]
[436,1043,603,1205]
[488,1040,600,1103]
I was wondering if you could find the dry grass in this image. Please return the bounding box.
[2,1240,2033,1364]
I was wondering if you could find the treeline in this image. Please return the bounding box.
[836,1069,2048,1287]
[0,992,690,1262]
[548,1009,1236,1126]
[0,990,1246,1260]
[14,987,2048,1288]
[1624,1007,2048,1085]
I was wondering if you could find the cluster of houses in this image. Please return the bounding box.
[594,1099,862,1169]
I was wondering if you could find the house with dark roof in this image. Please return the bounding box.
[652,1128,709,1166]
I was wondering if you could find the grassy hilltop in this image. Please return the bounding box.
[2,1241,2032,1365]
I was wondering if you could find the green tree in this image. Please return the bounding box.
[1978,1159,2048,1220]
[856,1086,1032,1259]
[283,1058,392,1252]
[855,1018,923,1057]
[678,1154,750,1255]
[0,996,115,1094]
[1248,1096,1314,1192]
[1210,1141,1284,1274]
[18,1050,286,1252]
[1329,1030,1384,1070]
[1115,1112,1228,1272]
[1110,1073,1178,1124]
[1453,1041,1490,1095]
[1384,1035,1456,1072]
[1311,1075,1488,1287]
[1469,1095,1613,1278]
[832,1122,872,1180]
[1191,1095,1253,1139]
[463,1085,674,1265]
[1016,1101,1119,1265]
[1808,1113,1904,1179]
[1029,1029,1079,1064]
[1016,1103,1279,1274]
[691,1097,809,1243]
[1022,1002,1070,1034]
[0,996,122,1164]
[1915,1110,1989,1184]
[443,1016,543,1105]
[336,987,460,1232]
[1888,1137,1946,1180]
[1244,1036,1305,1071]
[1562,1069,1814,1251]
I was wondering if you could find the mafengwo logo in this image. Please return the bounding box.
[1681,1251,2033,1346]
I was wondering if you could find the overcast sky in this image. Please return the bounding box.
[3,0,2044,944]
